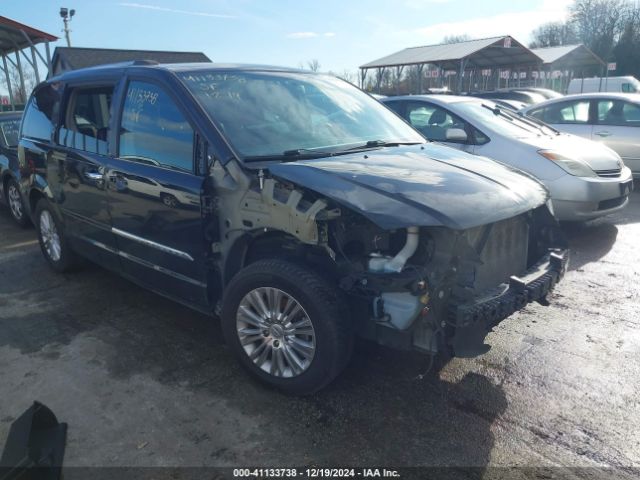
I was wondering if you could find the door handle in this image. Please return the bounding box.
[84,171,103,181]
[595,131,612,137]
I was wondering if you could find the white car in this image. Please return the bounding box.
[567,76,640,94]
[383,95,634,221]
[521,93,640,177]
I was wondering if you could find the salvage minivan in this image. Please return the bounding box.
[18,62,568,393]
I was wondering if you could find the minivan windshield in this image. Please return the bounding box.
[456,101,553,138]
[179,70,424,159]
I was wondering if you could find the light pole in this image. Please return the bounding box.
[59,7,75,47]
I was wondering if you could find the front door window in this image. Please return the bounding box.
[119,81,194,172]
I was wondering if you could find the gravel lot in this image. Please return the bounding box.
[0,189,639,478]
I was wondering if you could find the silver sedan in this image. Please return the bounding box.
[383,95,634,221]
[521,93,640,178]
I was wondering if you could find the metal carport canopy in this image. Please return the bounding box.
[0,16,58,110]
[530,44,605,70]
[360,36,543,70]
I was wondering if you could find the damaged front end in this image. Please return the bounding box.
[261,148,569,359]
[211,146,569,360]
[336,205,568,358]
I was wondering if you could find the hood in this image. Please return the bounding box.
[519,133,623,171]
[268,144,548,230]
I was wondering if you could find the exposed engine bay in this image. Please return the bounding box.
[331,205,566,357]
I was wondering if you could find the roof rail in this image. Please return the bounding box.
[132,59,159,66]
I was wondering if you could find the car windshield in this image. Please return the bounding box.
[456,102,548,138]
[179,70,424,159]
[0,118,21,147]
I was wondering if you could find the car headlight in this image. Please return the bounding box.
[538,150,596,178]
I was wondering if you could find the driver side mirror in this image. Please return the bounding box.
[445,128,468,143]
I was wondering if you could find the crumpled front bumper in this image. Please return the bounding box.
[449,249,569,357]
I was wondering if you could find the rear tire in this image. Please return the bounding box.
[221,259,352,395]
[35,199,79,273]
[5,178,29,227]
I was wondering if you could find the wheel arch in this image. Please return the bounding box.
[1,171,15,200]
[221,229,336,287]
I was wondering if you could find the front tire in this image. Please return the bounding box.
[221,259,352,395]
[35,199,79,273]
[5,178,29,227]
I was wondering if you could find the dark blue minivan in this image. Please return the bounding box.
[18,62,568,393]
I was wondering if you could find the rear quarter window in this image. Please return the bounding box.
[21,84,60,142]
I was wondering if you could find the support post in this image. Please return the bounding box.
[30,46,40,84]
[457,58,467,93]
[416,64,424,94]
[375,67,386,94]
[2,55,15,111]
[45,41,52,77]
[14,50,26,105]
[395,65,404,95]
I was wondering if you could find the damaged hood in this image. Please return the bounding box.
[268,144,548,230]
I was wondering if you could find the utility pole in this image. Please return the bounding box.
[59,7,75,47]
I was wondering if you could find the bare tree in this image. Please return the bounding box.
[307,59,321,72]
[529,21,578,48]
[613,3,640,76]
[570,0,630,60]
[1,65,36,104]
[442,34,471,44]
[331,69,356,85]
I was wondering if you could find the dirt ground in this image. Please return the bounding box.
[0,188,639,478]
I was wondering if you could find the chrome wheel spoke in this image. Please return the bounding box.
[271,289,283,318]
[236,287,316,378]
[285,318,313,335]
[241,334,265,346]
[282,345,304,375]
[270,349,280,376]
[238,327,263,336]
[238,305,266,328]
[282,303,303,324]
[288,337,314,360]
[252,342,271,367]
[248,290,270,319]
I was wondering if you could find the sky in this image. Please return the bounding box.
[4,0,573,81]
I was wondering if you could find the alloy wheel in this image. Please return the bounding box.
[7,183,23,221]
[236,287,316,378]
[39,210,62,262]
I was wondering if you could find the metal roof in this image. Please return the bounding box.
[530,44,605,69]
[360,36,542,70]
[51,47,211,75]
[0,16,57,55]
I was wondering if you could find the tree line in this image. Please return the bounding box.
[530,0,640,78]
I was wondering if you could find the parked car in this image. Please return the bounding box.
[383,95,633,221]
[516,88,563,100]
[467,89,547,105]
[489,99,529,112]
[0,111,30,226]
[19,63,567,393]
[567,76,640,94]
[521,93,640,178]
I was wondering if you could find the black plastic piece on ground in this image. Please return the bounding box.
[0,402,66,480]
